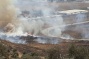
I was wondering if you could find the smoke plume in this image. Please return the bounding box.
[0,0,18,29]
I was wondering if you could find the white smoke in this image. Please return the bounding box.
[0,0,26,44]
[0,0,64,43]
[15,0,65,37]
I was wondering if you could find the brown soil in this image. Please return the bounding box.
[0,39,89,57]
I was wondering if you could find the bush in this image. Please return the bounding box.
[0,43,9,59]
[30,52,38,56]
[68,44,77,58]
[68,44,89,59]
[0,43,19,59]
[46,46,61,59]
[21,53,41,59]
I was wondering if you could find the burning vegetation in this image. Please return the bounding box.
[0,0,89,59]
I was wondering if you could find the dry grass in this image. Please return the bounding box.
[49,2,89,10]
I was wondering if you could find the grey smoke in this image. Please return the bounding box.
[0,33,26,44]
[1,0,89,44]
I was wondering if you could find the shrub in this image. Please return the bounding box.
[21,53,40,59]
[0,43,19,59]
[68,44,89,59]
[46,46,61,59]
